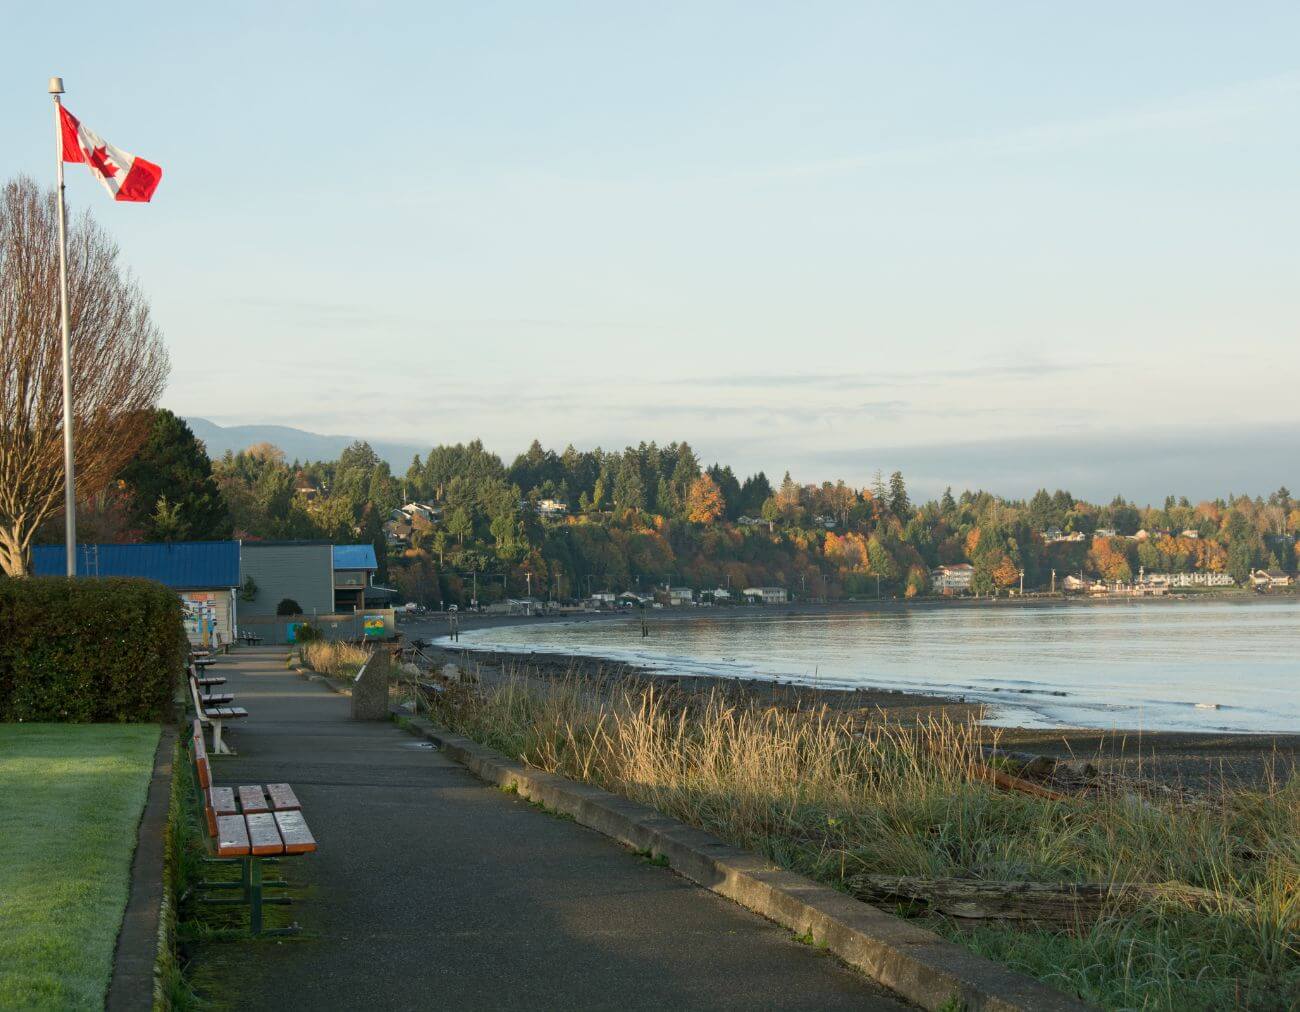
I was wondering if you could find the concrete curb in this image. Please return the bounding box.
[405,718,1090,1012]
[107,724,176,1012]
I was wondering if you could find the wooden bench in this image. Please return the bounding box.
[188,664,247,754]
[238,629,264,646]
[189,719,316,934]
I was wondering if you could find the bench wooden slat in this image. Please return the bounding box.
[265,783,301,811]
[244,813,285,855]
[209,786,237,815]
[273,810,317,854]
[215,814,251,857]
[209,707,248,719]
[200,693,234,706]
[205,786,236,837]
[238,785,269,813]
[196,677,227,686]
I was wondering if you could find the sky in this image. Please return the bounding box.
[3,3,1298,502]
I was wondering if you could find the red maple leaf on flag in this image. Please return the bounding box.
[88,145,118,179]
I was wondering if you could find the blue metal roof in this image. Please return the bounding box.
[31,541,240,589]
[332,544,378,571]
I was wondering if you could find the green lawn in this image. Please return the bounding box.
[0,723,161,1010]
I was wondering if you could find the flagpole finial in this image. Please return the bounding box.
[48,76,65,95]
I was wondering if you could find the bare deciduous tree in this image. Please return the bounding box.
[0,175,168,576]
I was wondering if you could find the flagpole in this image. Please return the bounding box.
[49,76,77,578]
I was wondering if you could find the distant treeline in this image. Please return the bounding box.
[56,412,1299,606]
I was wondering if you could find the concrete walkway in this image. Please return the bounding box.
[194,648,908,1010]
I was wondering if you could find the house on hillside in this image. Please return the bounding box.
[931,563,974,595]
[32,540,241,647]
[618,591,653,608]
[384,516,413,546]
[537,499,569,518]
[663,586,695,606]
[394,502,440,525]
[743,586,787,604]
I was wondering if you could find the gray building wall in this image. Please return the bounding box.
[239,542,334,618]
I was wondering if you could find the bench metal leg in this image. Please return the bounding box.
[249,859,263,935]
[210,720,232,755]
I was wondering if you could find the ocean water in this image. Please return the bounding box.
[444,600,1300,734]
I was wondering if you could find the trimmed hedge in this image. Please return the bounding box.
[0,577,187,723]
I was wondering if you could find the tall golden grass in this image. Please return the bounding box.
[300,641,370,679]
[428,673,1299,1010]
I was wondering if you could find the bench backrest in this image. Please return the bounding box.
[192,717,211,788]
[187,665,210,720]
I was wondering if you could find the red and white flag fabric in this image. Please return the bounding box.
[58,105,162,203]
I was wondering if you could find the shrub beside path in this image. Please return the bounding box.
[192,648,909,1009]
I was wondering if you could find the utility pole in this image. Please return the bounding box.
[1051,568,1056,594]
[1019,569,1024,595]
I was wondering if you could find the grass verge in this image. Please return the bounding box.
[426,675,1299,1010]
[0,723,160,1010]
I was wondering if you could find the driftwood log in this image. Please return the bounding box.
[971,762,1072,801]
[847,875,1249,922]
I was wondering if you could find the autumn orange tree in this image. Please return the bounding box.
[0,177,167,576]
[992,556,1021,590]
[685,474,725,523]
[1088,537,1133,582]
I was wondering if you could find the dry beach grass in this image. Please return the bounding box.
[426,672,1299,1010]
[299,640,370,680]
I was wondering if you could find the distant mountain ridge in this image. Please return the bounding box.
[186,418,426,470]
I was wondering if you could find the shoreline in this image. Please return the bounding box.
[402,595,1299,733]
[404,605,1300,789]
[409,586,1286,631]
[422,639,1299,790]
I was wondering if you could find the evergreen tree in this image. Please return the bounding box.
[940,487,957,517]
[739,472,772,516]
[119,410,232,540]
[707,464,743,520]
[887,471,911,522]
[612,457,646,512]
[870,470,888,510]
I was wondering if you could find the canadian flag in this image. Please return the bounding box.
[59,105,162,203]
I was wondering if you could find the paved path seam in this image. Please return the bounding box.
[406,717,1091,1012]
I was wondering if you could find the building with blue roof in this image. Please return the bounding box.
[32,541,241,646]
[332,543,379,611]
[31,539,392,645]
